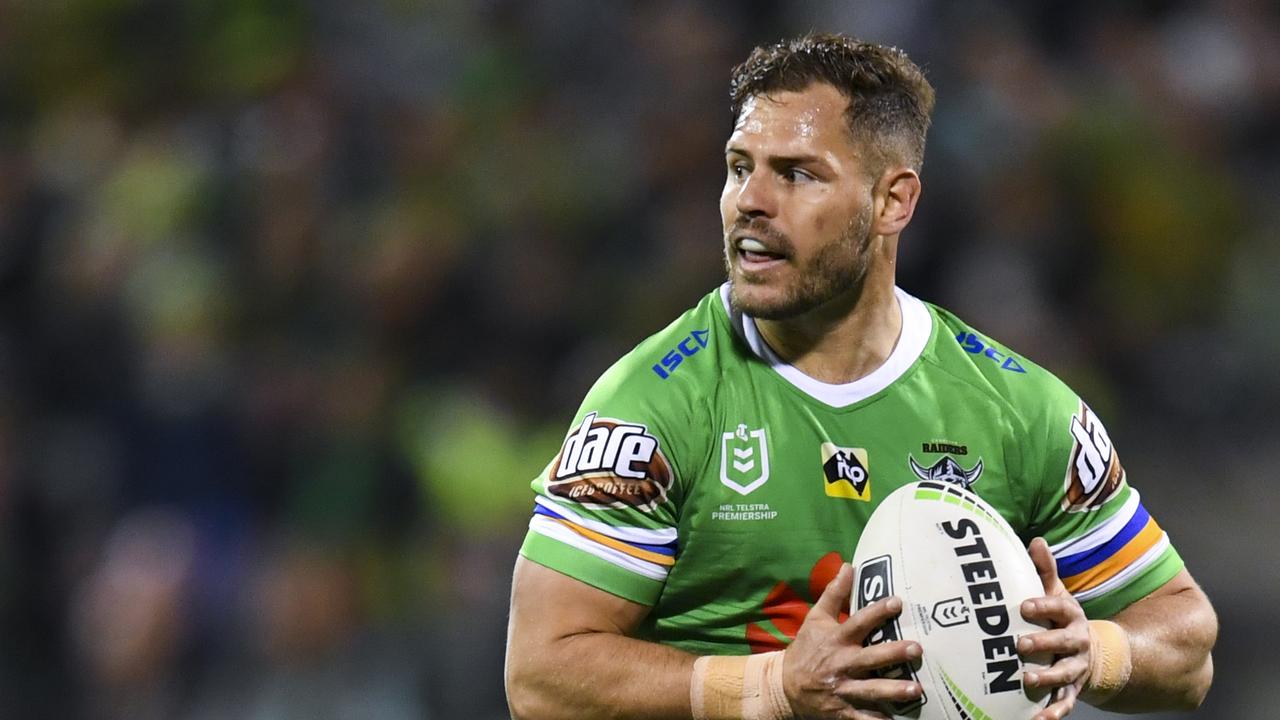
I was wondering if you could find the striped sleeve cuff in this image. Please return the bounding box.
[518,497,676,605]
[1050,489,1185,617]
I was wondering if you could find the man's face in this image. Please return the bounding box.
[721,83,875,320]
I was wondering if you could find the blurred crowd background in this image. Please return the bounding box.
[0,1,1276,718]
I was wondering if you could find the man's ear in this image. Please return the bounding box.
[871,167,922,236]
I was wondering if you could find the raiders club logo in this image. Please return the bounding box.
[547,412,673,512]
[908,454,984,488]
[1062,402,1125,512]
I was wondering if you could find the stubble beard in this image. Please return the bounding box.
[725,206,874,320]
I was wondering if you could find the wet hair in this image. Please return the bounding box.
[730,33,936,174]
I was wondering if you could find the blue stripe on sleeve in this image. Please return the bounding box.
[532,503,678,557]
[533,503,563,520]
[625,539,677,556]
[1056,503,1150,578]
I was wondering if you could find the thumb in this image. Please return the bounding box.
[811,562,854,618]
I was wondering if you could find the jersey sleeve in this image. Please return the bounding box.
[518,352,699,607]
[1022,382,1185,618]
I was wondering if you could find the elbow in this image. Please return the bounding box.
[1170,649,1214,711]
[505,673,530,720]
[505,661,550,720]
[506,651,578,720]
[506,689,540,720]
[1174,601,1219,711]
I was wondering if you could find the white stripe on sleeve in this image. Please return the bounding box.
[1049,489,1141,557]
[534,496,678,546]
[528,515,669,582]
[1072,534,1170,602]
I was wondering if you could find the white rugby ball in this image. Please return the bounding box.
[851,480,1052,720]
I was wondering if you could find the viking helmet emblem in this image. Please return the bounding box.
[909,454,983,488]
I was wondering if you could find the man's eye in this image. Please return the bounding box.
[783,168,813,183]
[729,164,749,179]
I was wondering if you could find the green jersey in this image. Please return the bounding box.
[520,285,1184,655]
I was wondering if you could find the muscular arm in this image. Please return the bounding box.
[1097,568,1217,712]
[506,555,921,720]
[505,556,696,720]
[1021,541,1216,719]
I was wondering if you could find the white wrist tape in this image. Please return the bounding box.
[690,652,793,720]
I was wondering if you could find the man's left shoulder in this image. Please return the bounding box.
[922,302,1077,414]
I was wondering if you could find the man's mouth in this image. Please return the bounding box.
[736,237,787,268]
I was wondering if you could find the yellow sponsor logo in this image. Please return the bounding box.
[821,442,871,501]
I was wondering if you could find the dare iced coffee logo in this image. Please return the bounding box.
[1063,402,1125,512]
[547,412,673,512]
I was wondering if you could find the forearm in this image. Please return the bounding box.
[507,629,697,720]
[1094,577,1217,712]
[507,557,919,720]
[506,558,703,720]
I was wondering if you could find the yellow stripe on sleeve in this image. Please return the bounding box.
[552,518,676,567]
[1063,518,1165,594]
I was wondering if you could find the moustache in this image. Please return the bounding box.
[728,216,793,254]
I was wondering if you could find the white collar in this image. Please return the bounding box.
[719,284,933,408]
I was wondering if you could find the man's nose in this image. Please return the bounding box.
[735,172,777,218]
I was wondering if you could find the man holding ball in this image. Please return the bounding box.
[506,33,1216,720]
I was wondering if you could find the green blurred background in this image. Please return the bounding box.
[0,1,1276,718]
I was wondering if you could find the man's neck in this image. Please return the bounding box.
[753,248,901,385]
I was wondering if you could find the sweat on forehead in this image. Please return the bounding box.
[730,87,861,151]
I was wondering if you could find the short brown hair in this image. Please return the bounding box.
[730,33,936,174]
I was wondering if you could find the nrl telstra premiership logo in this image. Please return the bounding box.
[721,423,770,495]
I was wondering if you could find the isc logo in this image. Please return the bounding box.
[652,329,710,379]
[956,332,1026,373]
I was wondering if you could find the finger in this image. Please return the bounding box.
[812,563,854,619]
[839,639,922,675]
[1018,627,1089,658]
[842,710,892,720]
[837,709,892,720]
[1028,537,1064,595]
[1023,656,1089,689]
[834,677,923,706]
[839,595,904,643]
[1021,595,1085,626]
[1032,684,1078,720]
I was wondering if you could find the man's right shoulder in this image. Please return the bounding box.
[587,285,741,404]
[524,290,733,606]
